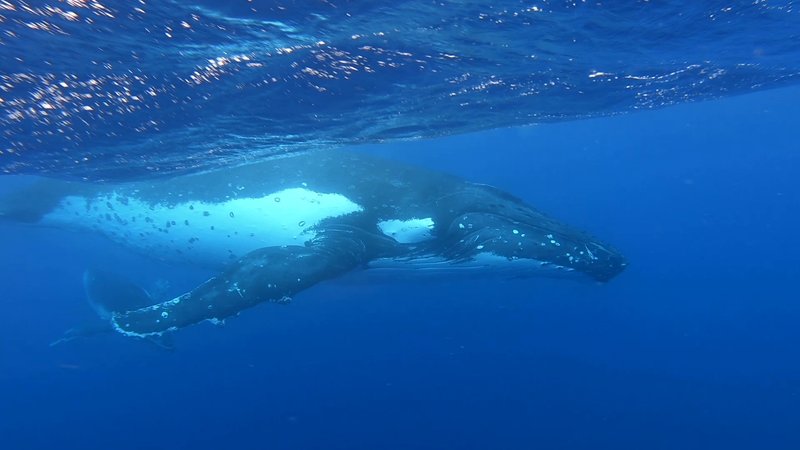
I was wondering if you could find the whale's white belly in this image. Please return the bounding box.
[41,188,363,267]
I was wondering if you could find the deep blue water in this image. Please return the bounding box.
[2,1,800,449]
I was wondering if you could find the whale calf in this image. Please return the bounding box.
[0,151,626,338]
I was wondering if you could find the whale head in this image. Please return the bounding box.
[434,184,627,282]
[446,212,626,282]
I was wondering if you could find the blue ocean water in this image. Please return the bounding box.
[2,1,800,450]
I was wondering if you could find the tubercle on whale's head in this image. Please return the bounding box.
[520,220,628,282]
[445,210,627,282]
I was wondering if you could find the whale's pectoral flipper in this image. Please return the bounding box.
[110,229,377,337]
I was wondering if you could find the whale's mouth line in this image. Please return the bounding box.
[438,210,626,282]
[365,252,582,280]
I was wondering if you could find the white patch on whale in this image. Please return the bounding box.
[41,188,363,267]
[377,217,435,244]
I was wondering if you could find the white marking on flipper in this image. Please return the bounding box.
[377,217,435,244]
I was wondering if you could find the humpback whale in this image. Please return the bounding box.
[0,151,626,338]
[49,269,173,349]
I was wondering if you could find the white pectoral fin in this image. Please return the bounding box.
[111,237,370,337]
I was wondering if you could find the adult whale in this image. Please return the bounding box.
[0,151,626,338]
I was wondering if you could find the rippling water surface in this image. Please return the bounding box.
[1,0,799,178]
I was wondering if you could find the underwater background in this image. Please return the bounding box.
[2,1,800,449]
[2,86,799,449]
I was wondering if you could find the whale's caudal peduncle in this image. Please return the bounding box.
[3,150,626,338]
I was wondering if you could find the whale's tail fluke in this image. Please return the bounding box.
[50,269,174,349]
[83,269,155,320]
[49,323,113,347]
